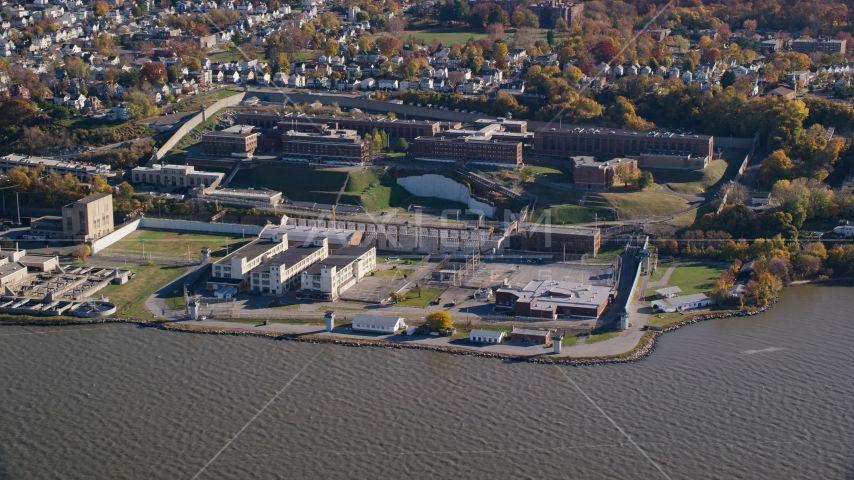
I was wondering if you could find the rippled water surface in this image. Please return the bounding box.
[2,284,853,479]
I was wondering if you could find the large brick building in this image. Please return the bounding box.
[496,280,616,319]
[533,126,714,163]
[509,224,601,255]
[281,129,373,165]
[572,156,637,189]
[792,37,846,54]
[528,0,584,28]
[201,125,259,158]
[411,136,522,166]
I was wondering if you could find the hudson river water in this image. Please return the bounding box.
[2,284,853,479]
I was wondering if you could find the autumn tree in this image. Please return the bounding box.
[390,291,406,302]
[91,176,112,194]
[377,36,402,57]
[590,39,620,64]
[426,310,453,331]
[73,244,91,262]
[760,150,793,185]
[615,162,639,188]
[140,62,167,83]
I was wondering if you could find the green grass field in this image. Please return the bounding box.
[373,268,414,278]
[397,287,445,307]
[586,331,622,344]
[646,264,724,300]
[231,165,349,204]
[102,229,253,260]
[666,264,724,294]
[407,28,488,45]
[98,265,188,319]
[595,244,625,259]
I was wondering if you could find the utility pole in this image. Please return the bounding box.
[142,239,145,259]
[187,243,190,263]
[16,192,21,226]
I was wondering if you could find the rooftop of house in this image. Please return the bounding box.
[351,313,404,328]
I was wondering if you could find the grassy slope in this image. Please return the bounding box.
[525,183,614,224]
[340,168,468,212]
[231,165,348,204]
[599,191,689,219]
[103,229,253,260]
[98,265,187,319]
[650,150,747,195]
[647,159,727,194]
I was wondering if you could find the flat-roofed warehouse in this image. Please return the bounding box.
[510,224,601,256]
[497,280,616,319]
[530,125,713,163]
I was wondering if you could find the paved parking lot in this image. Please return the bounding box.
[467,261,616,288]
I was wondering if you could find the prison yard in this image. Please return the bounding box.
[101,229,253,261]
[231,165,349,205]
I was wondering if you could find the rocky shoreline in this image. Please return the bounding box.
[0,300,777,366]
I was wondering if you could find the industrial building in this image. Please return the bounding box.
[509,224,601,256]
[201,125,259,158]
[496,280,616,319]
[198,187,282,207]
[300,245,377,300]
[281,129,373,165]
[0,154,113,183]
[30,193,114,242]
[132,164,224,188]
[208,237,288,292]
[248,238,329,294]
[572,156,637,189]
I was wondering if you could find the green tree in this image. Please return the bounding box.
[721,70,736,89]
[395,137,409,152]
[637,171,655,190]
